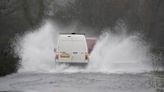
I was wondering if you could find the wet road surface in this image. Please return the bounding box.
[0,73,164,92]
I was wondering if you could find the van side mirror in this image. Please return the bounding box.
[54,48,56,52]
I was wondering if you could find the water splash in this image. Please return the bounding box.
[14,20,153,73]
[15,21,59,72]
[88,31,152,73]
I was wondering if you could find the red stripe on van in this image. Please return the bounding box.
[86,38,96,54]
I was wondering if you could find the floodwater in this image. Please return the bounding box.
[15,21,153,73]
[5,21,163,92]
[0,72,164,92]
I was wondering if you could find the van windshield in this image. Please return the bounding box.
[58,40,86,52]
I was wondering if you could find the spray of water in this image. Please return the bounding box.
[14,20,153,73]
[88,32,152,73]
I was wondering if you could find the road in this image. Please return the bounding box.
[0,72,164,92]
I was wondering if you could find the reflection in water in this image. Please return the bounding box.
[156,89,164,92]
[148,73,164,92]
[0,73,164,92]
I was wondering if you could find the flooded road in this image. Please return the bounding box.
[1,0,164,92]
[8,20,161,92]
[0,73,164,92]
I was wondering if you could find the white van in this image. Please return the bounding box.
[54,33,89,65]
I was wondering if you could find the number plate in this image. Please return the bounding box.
[73,52,78,54]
